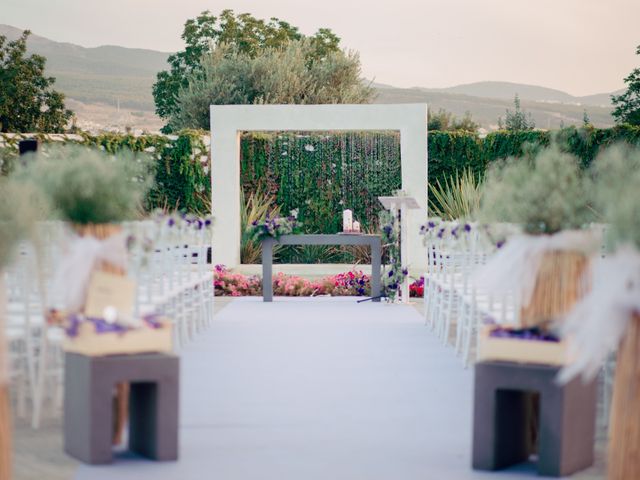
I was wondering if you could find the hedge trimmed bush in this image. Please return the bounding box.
[2,125,639,235]
[241,125,640,234]
[0,130,210,213]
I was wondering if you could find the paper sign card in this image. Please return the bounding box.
[84,271,136,320]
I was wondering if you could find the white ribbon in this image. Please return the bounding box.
[53,231,129,313]
[471,230,601,311]
[558,246,640,384]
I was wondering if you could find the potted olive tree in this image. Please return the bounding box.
[559,145,640,480]
[20,144,153,446]
[477,143,597,334]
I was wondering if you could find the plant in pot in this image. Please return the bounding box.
[474,143,598,458]
[18,144,153,446]
[558,145,640,480]
[0,179,48,479]
[476,143,597,335]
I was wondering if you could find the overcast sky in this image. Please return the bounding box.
[2,0,638,96]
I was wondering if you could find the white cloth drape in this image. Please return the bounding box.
[471,230,601,312]
[53,232,128,313]
[558,246,640,383]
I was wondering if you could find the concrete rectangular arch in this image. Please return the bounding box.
[210,103,428,270]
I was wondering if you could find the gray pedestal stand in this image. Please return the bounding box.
[472,361,597,477]
[64,352,180,464]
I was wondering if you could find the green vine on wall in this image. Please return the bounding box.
[0,129,210,213]
[2,124,639,227]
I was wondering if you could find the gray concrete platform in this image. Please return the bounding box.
[72,297,604,480]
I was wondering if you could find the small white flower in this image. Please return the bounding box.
[304,144,315,152]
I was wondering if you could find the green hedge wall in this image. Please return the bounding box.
[240,125,640,233]
[2,125,639,236]
[241,131,401,234]
[0,130,210,213]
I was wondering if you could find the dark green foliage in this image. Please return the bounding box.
[0,130,210,214]
[0,31,73,133]
[498,94,536,131]
[612,45,640,126]
[240,131,402,235]
[428,109,479,132]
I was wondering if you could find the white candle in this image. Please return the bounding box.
[343,209,353,232]
[353,221,361,233]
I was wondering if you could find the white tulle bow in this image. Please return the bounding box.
[53,231,129,313]
[471,230,601,314]
[558,246,640,384]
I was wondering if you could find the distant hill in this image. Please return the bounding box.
[418,81,621,108]
[1,24,618,130]
[373,86,615,130]
[0,24,169,111]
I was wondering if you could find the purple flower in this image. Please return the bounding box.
[167,218,175,227]
[464,224,471,232]
[428,221,436,229]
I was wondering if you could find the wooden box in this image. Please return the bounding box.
[477,326,570,366]
[64,320,173,356]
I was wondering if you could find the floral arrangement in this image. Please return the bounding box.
[273,273,321,296]
[419,219,472,241]
[379,210,407,301]
[409,277,424,297]
[214,265,376,297]
[214,265,262,297]
[249,210,300,242]
[154,210,214,231]
[213,266,424,298]
[322,271,370,296]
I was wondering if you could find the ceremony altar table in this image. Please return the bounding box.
[261,234,382,302]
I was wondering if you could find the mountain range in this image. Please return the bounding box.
[1,24,619,131]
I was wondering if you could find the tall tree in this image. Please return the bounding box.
[499,94,535,131]
[611,45,640,126]
[153,9,342,126]
[428,108,478,132]
[167,40,373,131]
[0,31,73,133]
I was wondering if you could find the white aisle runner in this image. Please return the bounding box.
[74,297,571,480]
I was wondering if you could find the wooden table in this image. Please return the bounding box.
[261,234,382,302]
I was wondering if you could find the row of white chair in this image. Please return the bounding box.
[3,219,214,428]
[422,221,616,435]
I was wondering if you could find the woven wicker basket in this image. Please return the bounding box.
[520,250,589,328]
[608,313,640,480]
